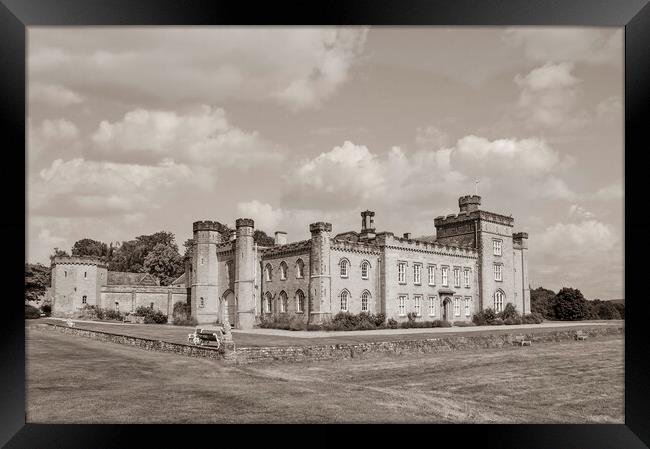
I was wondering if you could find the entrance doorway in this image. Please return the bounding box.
[442,297,451,321]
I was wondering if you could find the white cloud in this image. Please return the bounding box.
[568,204,595,220]
[415,126,449,149]
[30,82,84,107]
[90,105,283,168]
[503,28,622,66]
[29,118,81,162]
[596,96,623,122]
[30,157,211,217]
[236,200,285,232]
[29,28,368,111]
[536,219,617,257]
[592,182,623,201]
[514,62,588,129]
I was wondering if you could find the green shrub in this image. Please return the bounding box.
[492,318,504,325]
[453,321,476,327]
[472,308,497,326]
[435,320,452,327]
[503,317,522,325]
[499,303,521,321]
[522,312,544,324]
[590,301,621,320]
[387,318,398,329]
[372,313,386,327]
[40,303,52,317]
[613,303,625,319]
[103,309,123,321]
[259,314,306,330]
[25,304,41,319]
[553,287,589,321]
[172,301,197,326]
[135,306,168,324]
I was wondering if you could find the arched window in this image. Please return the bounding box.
[361,260,370,280]
[296,259,305,278]
[340,290,350,312]
[280,261,288,280]
[264,292,272,314]
[361,290,370,312]
[295,289,305,313]
[279,291,288,313]
[264,264,272,282]
[494,290,505,313]
[82,295,87,304]
[339,259,350,278]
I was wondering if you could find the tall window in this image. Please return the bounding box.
[494,290,504,312]
[361,261,369,280]
[279,291,288,313]
[340,259,349,278]
[494,264,502,281]
[413,264,421,284]
[441,267,448,286]
[265,264,272,282]
[493,239,502,256]
[82,295,87,304]
[280,262,288,280]
[361,291,370,312]
[64,270,67,278]
[296,259,305,278]
[398,262,406,283]
[149,302,154,310]
[264,293,272,313]
[398,295,407,316]
[340,290,349,312]
[84,271,87,279]
[453,268,460,287]
[464,269,470,288]
[453,296,461,317]
[295,290,305,313]
[200,297,205,308]
[428,296,436,317]
[414,295,422,316]
[464,297,471,317]
[428,265,436,285]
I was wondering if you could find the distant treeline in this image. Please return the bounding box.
[531,287,624,321]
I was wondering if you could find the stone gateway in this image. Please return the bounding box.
[51,195,530,329]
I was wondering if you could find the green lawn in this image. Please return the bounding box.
[26,323,624,423]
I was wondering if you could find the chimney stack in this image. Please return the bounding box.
[274,231,287,245]
[403,232,411,239]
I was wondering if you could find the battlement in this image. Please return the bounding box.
[382,233,478,258]
[434,210,514,228]
[51,255,107,268]
[513,232,529,240]
[330,240,381,255]
[261,239,311,258]
[193,220,223,232]
[235,218,254,228]
[459,195,481,212]
[310,222,332,233]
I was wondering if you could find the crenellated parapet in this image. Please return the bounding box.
[193,220,224,232]
[261,240,311,259]
[309,222,332,233]
[235,218,255,228]
[380,233,478,259]
[434,210,514,228]
[330,240,381,255]
[51,256,108,268]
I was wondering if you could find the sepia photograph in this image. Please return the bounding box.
[24,26,625,424]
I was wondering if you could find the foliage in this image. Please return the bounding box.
[530,287,557,320]
[143,243,184,286]
[472,308,497,326]
[49,248,69,263]
[387,318,398,329]
[71,238,112,259]
[612,302,625,319]
[498,303,521,321]
[77,305,123,321]
[172,301,197,326]
[522,312,544,324]
[25,263,51,302]
[40,303,52,317]
[453,321,476,327]
[253,230,276,247]
[553,287,590,321]
[135,306,168,324]
[259,314,306,331]
[25,304,41,319]
[588,300,621,320]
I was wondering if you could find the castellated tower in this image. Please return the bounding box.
[234,218,256,330]
[191,220,221,324]
[308,222,333,324]
[51,256,107,317]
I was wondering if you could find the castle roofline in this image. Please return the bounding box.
[51,255,107,268]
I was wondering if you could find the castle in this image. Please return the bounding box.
[51,195,530,328]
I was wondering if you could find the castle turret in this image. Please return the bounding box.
[234,218,256,329]
[51,256,107,317]
[191,220,222,324]
[309,222,332,324]
[459,195,481,213]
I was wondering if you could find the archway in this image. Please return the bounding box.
[221,290,236,327]
[442,297,451,321]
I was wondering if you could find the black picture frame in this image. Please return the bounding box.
[2,0,649,447]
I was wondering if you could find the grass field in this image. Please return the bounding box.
[26,324,624,423]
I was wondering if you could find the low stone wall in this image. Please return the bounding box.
[233,327,623,364]
[38,323,622,365]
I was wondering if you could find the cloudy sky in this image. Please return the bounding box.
[27,27,623,300]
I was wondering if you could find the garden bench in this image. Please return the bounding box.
[514,335,531,346]
[188,326,224,349]
[575,330,588,341]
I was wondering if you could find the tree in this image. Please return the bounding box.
[531,287,556,320]
[143,243,184,286]
[49,247,69,263]
[183,238,194,259]
[253,229,275,246]
[553,287,590,321]
[25,263,51,303]
[590,300,621,320]
[612,302,625,319]
[71,238,110,258]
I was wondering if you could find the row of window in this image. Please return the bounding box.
[264,259,305,282]
[263,290,307,314]
[395,295,473,318]
[63,270,89,278]
[397,263,472,288]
